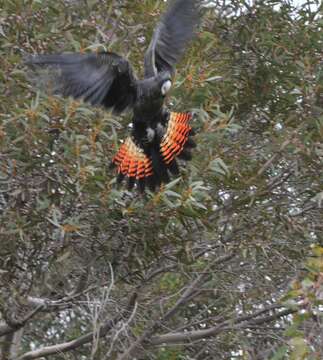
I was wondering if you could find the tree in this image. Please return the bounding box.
[0,0,322,359]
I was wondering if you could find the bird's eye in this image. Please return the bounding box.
[161,80,172,95]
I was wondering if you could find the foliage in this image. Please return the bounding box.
[0,0,322,359]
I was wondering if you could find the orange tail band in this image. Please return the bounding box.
[112,137,153,181]
[160,112,193,165]
[112,111,194,191]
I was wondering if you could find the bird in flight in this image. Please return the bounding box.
[26,0,199,192]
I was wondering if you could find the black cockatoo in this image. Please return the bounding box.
[25,0,200,192]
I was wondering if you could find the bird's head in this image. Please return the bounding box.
[137,71,172,106]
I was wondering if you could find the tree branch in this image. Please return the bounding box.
[13,292,137,360]
[117,252,236,360]
[162,252,236,323]
[1,333,14,360]
[0,306,43,338]
[150,306,297,345]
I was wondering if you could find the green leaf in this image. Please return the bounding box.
[289,337,310,360]
[270,345,288,360]
[209,158,230,176]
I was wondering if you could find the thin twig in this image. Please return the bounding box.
[150,307,297,345]
[14,292,137,360]
[117,253,236,360]
[0,305,43,338]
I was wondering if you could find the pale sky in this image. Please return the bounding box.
[203,0,320,8]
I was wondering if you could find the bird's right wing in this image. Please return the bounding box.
[144,0,199,77]
[25,52,137,114]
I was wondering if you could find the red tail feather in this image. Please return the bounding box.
[160,112,192,165]
[112,112,194,191]
[112,137,153,181]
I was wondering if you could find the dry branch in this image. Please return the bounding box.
[150,306,297,345]
[0,306,43,338]
[13,292,137,360]
[117,252,236,360]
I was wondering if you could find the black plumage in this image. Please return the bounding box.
[25,0,199,191]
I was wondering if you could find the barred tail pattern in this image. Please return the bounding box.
[112,112,195,191]
[160,112,192,165]
[112,137,153,188]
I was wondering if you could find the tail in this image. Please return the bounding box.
[112,112,195,192]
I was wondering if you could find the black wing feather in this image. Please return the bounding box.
[25,52,137,114]
[144,0,199,77]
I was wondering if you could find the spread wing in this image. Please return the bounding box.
[25,52,137,114]
[144,0,199,78]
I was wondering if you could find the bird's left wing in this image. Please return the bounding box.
[25,52,137,114]
[144,0,199,77]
